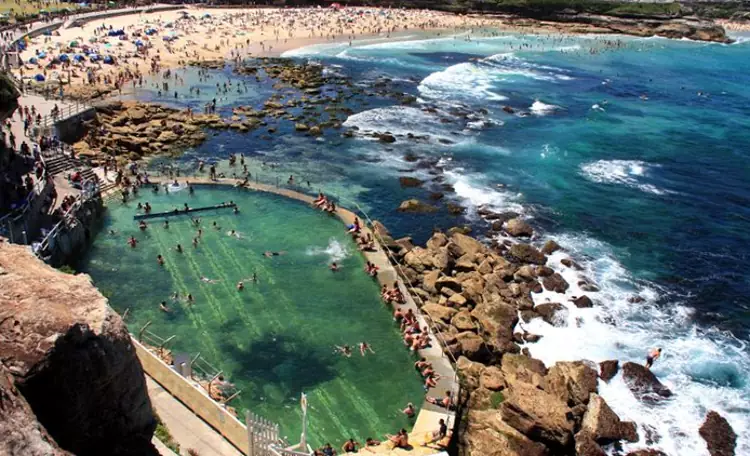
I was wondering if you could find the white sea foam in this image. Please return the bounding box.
[342,106,457,142]
[306,238,350,262]
[530,100,561,116]
[443,169,524,215]
[580,159,670,195]
[512,232,750,455]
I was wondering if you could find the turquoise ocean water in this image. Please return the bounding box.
[101,29,750,453]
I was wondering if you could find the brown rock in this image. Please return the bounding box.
[622,362,673,401]
[699,410,737,456]
[543,273,569,293]
[422,270,440,294]
[426,232,449,250]
[542,240,561,255]
[0,242,157,456]
[480,366,506,391]
[546,361,598,407]
[513,265,536,282]
[398,199,438,213]
[581,393,639,444]
[575,432,607,456]
[471,299,518,340]
[505,218,534,237]
[399,176,423,188]
[599,360,619,382]
[501,354,548,389]
[452,310,476,332]
[534,303,568,327]
[501,381,576,449]
[436,276,463,293]
[572,295,594,308]
[510,244,547,265]
[625,450,668,456]
[451,233,487,257]
[422,302,458,323]
[456,331,492,363]
[461,410,549,456]
[561,258,584,270]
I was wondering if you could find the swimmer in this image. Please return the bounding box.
[128,236,138,248]
[108,229,117,236]
[233,206,239,214]
[359,342,375,356]
[171,291,179,301]
[157,254,164,266]
[192,237,199,247]
[212,221,221,230]
[237,281,244,291]
[164,220,169,229]
[200,276,219,284]
[227,230,242,239]
[402,402,415,418]
[197,229,203,237]
[335,345,352,358]
[176,244,183,253]
[645,347,662,369]
[139,220,148,231]
[187,293,194,304]
[330,262,340,272]
[263,251,285,257]
[252,272,257,283]
[159,301,170,313]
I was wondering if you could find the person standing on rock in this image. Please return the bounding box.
[645,347,662,369]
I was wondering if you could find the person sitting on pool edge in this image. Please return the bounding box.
[386,428,409,449]
[341,438,360,453]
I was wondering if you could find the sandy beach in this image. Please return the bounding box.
[12,6,510,99]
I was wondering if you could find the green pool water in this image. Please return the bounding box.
[80,184,424,447]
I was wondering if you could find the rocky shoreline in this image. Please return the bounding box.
[372,217,738,455]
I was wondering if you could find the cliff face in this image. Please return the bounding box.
[0,239,157,456]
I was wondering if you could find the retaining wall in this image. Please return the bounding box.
[132,337,250,455]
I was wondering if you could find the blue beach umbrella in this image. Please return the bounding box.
[203,13,211,18]
[134,39,144,47]
[74,54,85,62]
[28,57,38,64]
[59,54,69,62]
[35,74,45,82]
[103,55,114,64]
[38,51,47,58]
[89,53,99,62]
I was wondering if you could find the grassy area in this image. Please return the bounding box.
[487,0,683,18]
[153,409,181,454]
[0,0,83,25]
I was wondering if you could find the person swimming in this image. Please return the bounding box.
[213,221,221,230]
[263,251,285,257]
[159,301,170,313]
[330,262,340,272]
[200,276,219,284]
[359,342,375,356]
[176,244,183,253]
[335,345,352,357]
[187,293,194,304]
[171,291,179,301]
[108,229,117,236]
[128,236,138,248]
[237,281,244,291]
[157,254,164,266]
[139,220,148,231]
[164,220,169,229]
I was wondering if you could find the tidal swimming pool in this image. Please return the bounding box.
[80,184,424,446]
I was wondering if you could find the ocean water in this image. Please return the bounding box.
[120,30,750,453]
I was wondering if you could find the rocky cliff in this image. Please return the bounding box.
[0,239,158,456]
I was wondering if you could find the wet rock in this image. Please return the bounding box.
[509,244,547,265]
[621,362,673,401]
[513,265,536,282]
[542,273,569,293]
[699,410,737,456]
[505,218,534,237]
[599,360,619,382]
[560,258,584,270]
[542,240,561,255]
[578,281,600,292]
[397,199,438,213]
[625,450,668,456]
[536,266,554,277]
[399,176,423,188]
[572,295,594,308]
[447,202,467,215]
[534,303,568,327]
[575,432,607,456]
[378,133,396,143]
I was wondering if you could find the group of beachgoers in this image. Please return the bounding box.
[313,192,337,214]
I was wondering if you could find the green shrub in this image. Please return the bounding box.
[153,409,181,454]
[58,265,76,274]
[490,391,505,408]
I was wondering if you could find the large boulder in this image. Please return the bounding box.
[452,310,476,332]
[534,303,568,327]
[580,393,639,444]
[546,361,598,407]
[541,240,561,255]
[501,354,548,390]
[0,242,157,456]
[572,295,594,308]
[456,356,486,391]
[456,331,492,363]
[599,360,619,382]
[422,269,440,293]
[471,299,518,341]
[621,362,672,401]
[509,244,547,265]
[398,199,438,213]
[426,232,449,250]
[542,273,569,293]
[699,411,737,456]
[480,366,506,391]
[399,176,423,188]
[501,381,576,450]
[461,410,549,456]
[422,302,458,323]
[505,218,534,237]
[574,432,607,456]
[451,233,487,257]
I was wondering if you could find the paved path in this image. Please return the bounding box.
[144,175,458,442]
[146,375,244,456]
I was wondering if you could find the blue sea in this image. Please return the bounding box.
[130,30,750,454]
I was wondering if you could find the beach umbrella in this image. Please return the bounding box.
[70,40,79,47]
[35,74,45,82]
[59,54,69,62]
[89,54,99,62]
[28,57,38,64]
[203,13,211,18]
[103,55,114,64]
[74,54,85,62]
[38,51,47,58]
[134,40,144,47]
[89,37,97,43]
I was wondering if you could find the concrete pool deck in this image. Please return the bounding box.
[128,175,458,451]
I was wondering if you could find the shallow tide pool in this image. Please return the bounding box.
[80,184,424,446]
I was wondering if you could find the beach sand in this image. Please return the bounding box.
[13,6,510,99]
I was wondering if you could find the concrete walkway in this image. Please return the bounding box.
[146,375,244,456]
[144,175,458,441]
